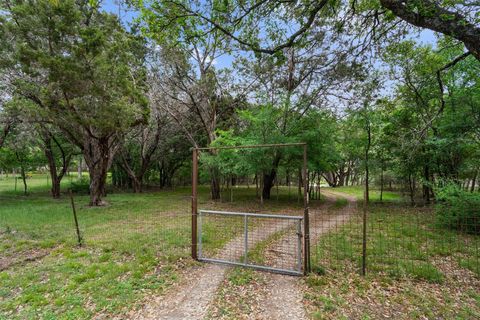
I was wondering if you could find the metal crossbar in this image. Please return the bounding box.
[198,210,304,276]
[199,210,304,220]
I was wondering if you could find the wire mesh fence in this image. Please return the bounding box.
[310,199,480,279]
[3,171,479,319]
[198,210,304,275]
[1,172,479,281]
[0,184,193,276]
[309,194,363,274]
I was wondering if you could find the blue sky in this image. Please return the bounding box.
[102,1,138,25]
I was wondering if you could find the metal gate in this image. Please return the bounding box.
[197,210,304,276]
[191,143,311,275]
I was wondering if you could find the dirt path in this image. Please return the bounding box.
[130,217,297,319]
[130,190,357,320]
[252,190,357,320]
[310,190,357,243]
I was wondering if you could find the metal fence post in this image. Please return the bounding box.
[303,144,310,274]
[297,219,302,273]
[192,148,198,260]
[198,211,203,259]
[69,189,83,247]
[244,215,248,265]
[361,190,368,276]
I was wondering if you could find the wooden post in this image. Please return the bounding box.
[303,144,310,274]
[192,148,198,260]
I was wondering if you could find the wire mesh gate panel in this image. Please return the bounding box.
[198,210,304,276]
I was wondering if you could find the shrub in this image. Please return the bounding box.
[69,177,90,194]
[435,183,480,234]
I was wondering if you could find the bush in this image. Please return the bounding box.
[69,177,90,194]
[435,184,480,234]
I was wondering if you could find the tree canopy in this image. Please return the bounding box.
[0,0,477,205]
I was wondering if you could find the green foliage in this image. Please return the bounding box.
[208,105,337,178]
[0,0,148,133]
[435,183,480,234]
[69,176,90,194]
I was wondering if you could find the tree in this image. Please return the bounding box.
[379,38,480,202]
[378,0,480,60]
[212,105,336,199]
[149,0,480,61]
[119,111,163,193]
[142,42,236,199]
[0,123,44,195]
[0,0,148,205]
[0,117,12,149]
[39,127,77,198]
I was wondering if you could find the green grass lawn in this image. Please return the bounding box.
[3,177,478,319]
[328,186,403,202]
[0,175,309,319]
[0,175,194,319]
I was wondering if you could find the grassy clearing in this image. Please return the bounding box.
[0,175,194,319]
[330,186,402,202]
[0,175,310,319]
[312,202,480,279]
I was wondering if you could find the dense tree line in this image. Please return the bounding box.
[0,0,478,207]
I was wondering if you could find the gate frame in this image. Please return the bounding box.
[198,210,304,276]
[191,142,310,275]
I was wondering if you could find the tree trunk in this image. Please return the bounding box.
[380,165,384,202]
[408,174,415,206]
[337,166,346,187]
[261,155,282,200]
[42,130,73,198]
[262,169,277,200]
[20,165,27,196]
[260,174,264,205]
[14,152,28,195]
[423,165,431,204]
[87,162,109,206]
[322,171,338,187]
[121,157,143,193]
[44,144,61,198]
[210,168,221,200]
[0,121,11,149]
[471,170,477,193]
[83,137,113,206]
[132,177,143,193]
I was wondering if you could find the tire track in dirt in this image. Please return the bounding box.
[129,190,357,320]
[253,190,357,320]
[129,217,298,319]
